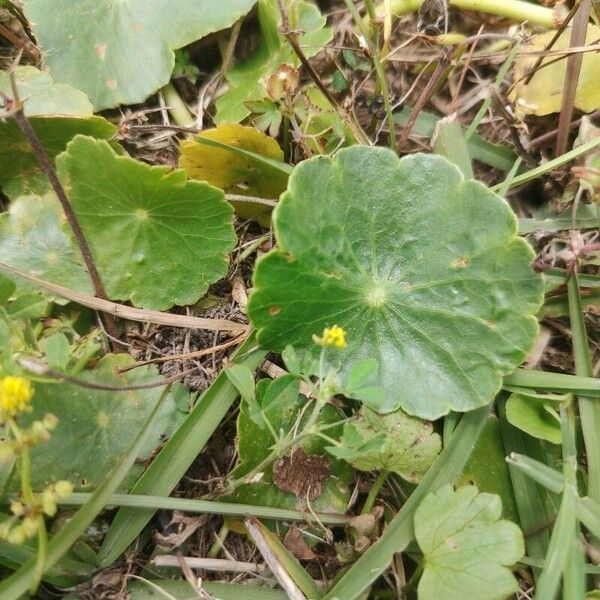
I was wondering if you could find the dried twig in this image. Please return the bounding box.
[153,555,266,573]
[0,261,249,334]
[555,0,592,156]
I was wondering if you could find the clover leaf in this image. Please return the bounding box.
[248,146,543,419]
[24,0,257,110]
[327,406,441,483]
[56,135,236,310]
[415,484,524,600]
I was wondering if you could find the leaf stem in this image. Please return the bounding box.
[361,470,388,515]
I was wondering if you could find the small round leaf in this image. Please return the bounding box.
[248,147,543,419]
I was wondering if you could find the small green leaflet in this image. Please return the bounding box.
[415,484,524,600]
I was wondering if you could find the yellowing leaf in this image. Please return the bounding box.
[179,123,288,225]
[511,26,600,117]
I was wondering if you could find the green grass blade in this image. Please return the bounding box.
[567,273,600,507]
[577,496,600,538]
[518,213,600,234]
[506,453,565,494]
[127,580,288,600]
[498,399,552,580]
[98,335,266,566]
[322,404,490,600]
[494,135,600,191]
[432,117,473,178]
[0,384,172,599]
[504,368,600,396]
[61,493,348,525]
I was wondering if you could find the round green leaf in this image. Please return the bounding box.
[24,0,257,110]
[415,484,524,600]
[0,193,92,294]
[22,354,187,491]
[505,392,562,444]
[56,135,236,310]
[0,67,116,199]
[248,147,543,419]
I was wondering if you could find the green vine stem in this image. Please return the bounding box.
[361,470,388,515]
[370,0,559,29]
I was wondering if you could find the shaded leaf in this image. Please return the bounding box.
[0,193,92,294]
[0,67,116,199]
[179,123,287,225]
[248,147,544,419]
[21,354,187,491]
[505,392,562,444]
[511,26,600,117]
[415,484,524,600]
[215,0,332,123]
[56,135,236,310]
[327,406,441,482]
[24,0,257,110]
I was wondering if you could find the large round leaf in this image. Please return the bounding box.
[24,0,257,110]
[21,354,187,491]
[56,135,236,310]
[248,147,543,419]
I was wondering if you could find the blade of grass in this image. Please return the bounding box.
[60,493,348,525]
[322,404,490,600]
[0,385,172,599]
[498,405,553,580]
[504,368,600,396]
[393,107,517,170]
[505,453,565,494]
[493,135,600,192]
[246,517,322,599]
[432,116,473,178]
[97,335,266,566]
[127,580,288,600]
[577,496,600,538]
[567,272,600,508]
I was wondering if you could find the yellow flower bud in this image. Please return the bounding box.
[7,525,25,545]
[0,442,14,464]
[0,376,34,418]
[43,413,59,430]
[42,489,57,517]
[54,480,73,499]
[10,501,24,516]
[316,325,347,349]
[21,516,39,538]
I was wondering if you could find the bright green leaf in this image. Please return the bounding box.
[41,332,71,369]
[0,67,116,199]
[56,135,236,310]
[248,147,544,419]
[415,484,524,600]
[327,406,441,482]
[0,193,92,295]
[505,392,562,444]
[24,0,257,110]
[21,354,187,491]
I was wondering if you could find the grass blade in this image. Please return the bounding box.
[322,404,490,600]
[61,493,348,525]
[506,453,565,494]
[0,385,172,599]
[577,496,600,538]
[504,368,600,396]
[98,335,266,566]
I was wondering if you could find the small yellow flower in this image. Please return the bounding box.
[317,325,347,349]
[0,376,34,418]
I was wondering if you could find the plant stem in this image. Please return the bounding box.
[372,0,558,28]
[568,274,600,512]
[361,470,388,515]
[161,82,194,127]
[276,0,371,146]
[2,76,120,346]
[344,0,396,150]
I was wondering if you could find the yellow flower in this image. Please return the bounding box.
[0,376,34,418]
[318,325,347,349]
